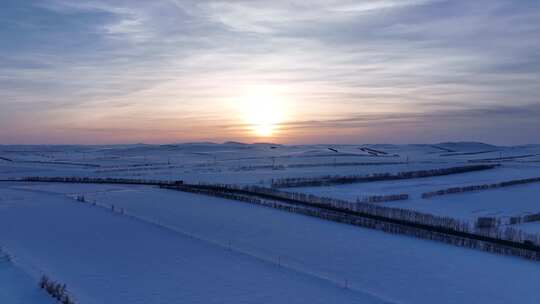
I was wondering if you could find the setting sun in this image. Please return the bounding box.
[238,87,287,137]
[2,1,540,303]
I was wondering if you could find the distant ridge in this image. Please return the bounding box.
[223,141,247,145]
[435,142,498,151]
[436,141,496,146]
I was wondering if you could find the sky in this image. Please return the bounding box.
[1,0,539,145]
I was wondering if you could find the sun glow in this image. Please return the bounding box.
[238,87,287,137]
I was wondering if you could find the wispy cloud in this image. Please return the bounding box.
[0,0,539,144]
[333,0,436,13]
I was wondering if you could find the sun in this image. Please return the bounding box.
[244,99,282,137]
[239,87,286,137]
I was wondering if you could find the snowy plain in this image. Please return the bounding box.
[0,249,53,304]
[1,142,540,303]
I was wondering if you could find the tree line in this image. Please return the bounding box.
[20,176,183,186]
[476,212,540,228]
[357,194,409,203]
[422,177,540,198]
[270,164,498,188]
[9,175,540,261]
[468,154,537,162]
[162,183,540,261]
[189,182,540,248]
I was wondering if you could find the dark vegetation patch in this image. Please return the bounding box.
[39,275,75,304]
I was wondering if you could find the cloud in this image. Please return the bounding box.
[333,0,437,13]
[0,0,539,144]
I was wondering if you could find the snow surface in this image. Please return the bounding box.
[2,142,540,303]
[0,251,53,304]
[295,163,540,199]
[0,185,386,304]
[1,182,540,303]
[294,163,540,223]
[2,142,537,186]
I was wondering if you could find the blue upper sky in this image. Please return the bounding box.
[1,0,539,144]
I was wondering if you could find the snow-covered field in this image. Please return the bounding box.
[1,142,540,303]
[0,249,53,304]
[1,185,396,304]
[295,163,540,224]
